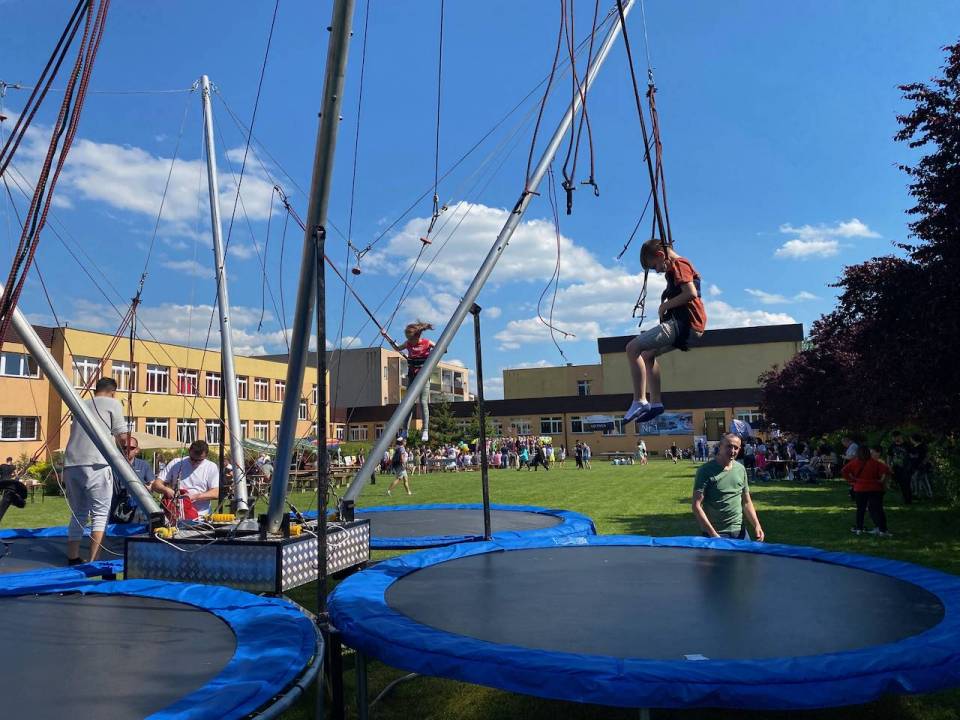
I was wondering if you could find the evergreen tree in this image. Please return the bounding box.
[468,401,496,442]
[428,396,459,445]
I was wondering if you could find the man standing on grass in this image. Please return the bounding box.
[692,433,765,541]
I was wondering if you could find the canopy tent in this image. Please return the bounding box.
[131,431,186,451]
[241,437,336,458]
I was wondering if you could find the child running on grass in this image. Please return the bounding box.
[382,321,435,441]
[624,239,707,424]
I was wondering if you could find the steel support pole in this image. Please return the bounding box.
[266,0,356,532]
[1,283,163,519]
[200,74,248,513]
[471,304,492,539]
[342,0,636,504]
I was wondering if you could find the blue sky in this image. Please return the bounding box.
[2,1,958,400]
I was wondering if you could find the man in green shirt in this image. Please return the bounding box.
[692,433,765,541]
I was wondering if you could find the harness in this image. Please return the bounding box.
[662,272,702,352]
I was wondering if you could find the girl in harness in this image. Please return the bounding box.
[382,321,435,441]
[624,238,707,424]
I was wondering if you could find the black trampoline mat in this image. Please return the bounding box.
[0,535,128,574]
[386,546,946,661]
[0,593,237,720]
[359,508,561,539]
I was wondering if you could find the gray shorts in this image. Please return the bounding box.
[630,318,680,357]
[65,464,113,539]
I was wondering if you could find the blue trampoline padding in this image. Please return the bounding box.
[0,576,319,720]
[310,503,596,548]
[0,522,147,540]
[329,534,960,710]
[0,559,123,590]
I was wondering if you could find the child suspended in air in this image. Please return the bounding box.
[382,321,435,442]
[624,238,707,424]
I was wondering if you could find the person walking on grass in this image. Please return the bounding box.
[692,433,765,541]
[387,439,413,496]
[582,442,592,469]
[842,445,892,537]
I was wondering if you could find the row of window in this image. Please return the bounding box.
[71,357,316,404]
[144,407,312,444]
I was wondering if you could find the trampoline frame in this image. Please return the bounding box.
[328,503,596,549]
[330,534,960,710]
[0,576,322,720]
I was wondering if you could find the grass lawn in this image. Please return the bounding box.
[7,460,960,719]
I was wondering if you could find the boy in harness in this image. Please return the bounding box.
[382,321,435,441]
[624,238,707,424]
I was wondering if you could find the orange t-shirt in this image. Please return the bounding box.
[667,257,707,333]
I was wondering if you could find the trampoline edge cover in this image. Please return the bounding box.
[329,535,960,710]
[0,576,319,720]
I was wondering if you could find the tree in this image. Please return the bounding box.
[428,396,460,445]
[761,43,960,435]
[467,401,496,443]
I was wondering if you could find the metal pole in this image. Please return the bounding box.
[266,0,356,533]
[200,74,248,514]
[343,0,636,503]
[1,283,163,519]
[471,304,491,540]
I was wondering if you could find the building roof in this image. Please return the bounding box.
[596,323,804,355]
[2,324,54,348]
[336,388,762,424]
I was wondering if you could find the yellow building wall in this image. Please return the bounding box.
[503,364,603,400]
[50,328,320,452]
[0,340,53,461]
[600,340,801,394]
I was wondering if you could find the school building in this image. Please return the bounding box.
[0,325,320,461]
[337,324,803,455]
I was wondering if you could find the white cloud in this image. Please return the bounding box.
[708,284,722,297]
[745,288,819,305]
[506,360,552,369]
[482,376,504,400]
[484,306,502,319]
[705,300,796,328]
[161,259,211,279]
[227,243,257,260]
[774,218,879,259]
[446,358,467,367]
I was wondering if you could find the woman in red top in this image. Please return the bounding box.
[383,321,435,442]
[841,445,892,536]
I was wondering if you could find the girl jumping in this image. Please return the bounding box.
[382,321,435,441]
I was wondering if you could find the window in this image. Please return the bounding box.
[177,369,199,396]
[383,366,389,379]
[254,377,269,401]
[577,380,591,397]
[736,411,764,425]
[176,418,198,444]
[206,420,222,445]
[540,416,563,435]
[236,376,248,400]
[441,368,454,394]
[335,425,344,440]
[274,421,281,438]
[374,424,385,439]
[145,417,169,438]
[0,416,37,440]
[299,398,308,420]
[603,416,626,436]
[274,380,285,403]
[453,371,464,395]
[73,356,101,389]
[509,418,532,435]
[205,371,222,398]
[146,365,169,394]
[312,384,318,405]
[111,360,136,391]
[238,421,247,440]
[124,417,137,433]
[492,419,503,436]
[348,425,368,442]
[1,352,39,378]
[253,420,270,441]
[570,416,586,434]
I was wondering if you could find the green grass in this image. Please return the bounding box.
[10,461,960,719]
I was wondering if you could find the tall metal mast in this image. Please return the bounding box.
[0,282,163,520]
[266,0,356,532]
[343,0,637,504]
[200,74,248,513]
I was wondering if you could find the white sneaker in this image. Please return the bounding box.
[421,430,429,442]
[624,400,649,423]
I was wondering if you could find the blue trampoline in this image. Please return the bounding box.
[0,523,145,581]
[0,575,321,720]
[325,503,595,549]
[330,535,960,710]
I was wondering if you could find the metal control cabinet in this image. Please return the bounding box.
[125,519,370,594]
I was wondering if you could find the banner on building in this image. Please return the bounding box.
[636,412,694,436]
[583,414,616,432]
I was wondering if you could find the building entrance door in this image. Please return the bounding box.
[704,411,726,441]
